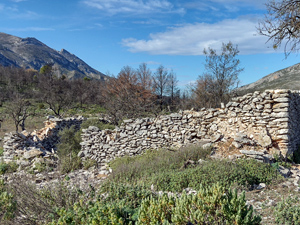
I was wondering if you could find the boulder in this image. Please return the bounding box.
[23,148,44,160]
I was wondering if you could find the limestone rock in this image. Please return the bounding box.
[23,148,43,160]
[258,135,272,148]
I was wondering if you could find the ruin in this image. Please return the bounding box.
[3,90,300,166]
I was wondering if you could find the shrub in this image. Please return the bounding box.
[57,125,82,173]
[0,161,18,175]
[109,144,212,184]
[0,175,87,225]
[148,159,281,192]
[108,145,281,192]
[0,162,8,175]
[82,159,97,170]
[48,182,261,225]
[137,183,261,224]
[274,196,300,224]
[48,183,155,225]
[0,180,16,222]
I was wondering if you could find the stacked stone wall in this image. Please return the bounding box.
[2,90,300,166]
[2,117,84,162]
[80,90,299,165]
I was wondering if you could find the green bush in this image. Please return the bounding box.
[137,183,261,225]
[82,159,97,170]
[0,161,18,175]
[48,183,155,225]
[108,146,281,192]
[0,163,8,175]
[48,183,261,225]
[37,103,45,110]
[274,196,300,224]
[148,159,281,192]
[0,180,16,221]
[57,125,82,173]
[109,145,212,183]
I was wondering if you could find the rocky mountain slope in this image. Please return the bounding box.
[237,62,300,95]
[0,32,107,80]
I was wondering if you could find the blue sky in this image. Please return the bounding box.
[1,0,300,88]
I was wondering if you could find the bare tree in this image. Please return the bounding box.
[258,0,300,57]
[5,95,35,132]
[38,74,74,117]
[193,42,243,108]
[136,63,153,91]
[71,78,93,108]
[153,65,170,110]
[167,70,179,109]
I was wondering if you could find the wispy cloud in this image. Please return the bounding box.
[183,0,267,12]
[82,0,185,15]
[122,18,276,55]
[9,10,39,19]
[0,3,39,20]
[3,27,54,32]
[209,0,267,9]
[10,0,27,2]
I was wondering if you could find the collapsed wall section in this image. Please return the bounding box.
[2,117,84,162]
[80,89,298,165]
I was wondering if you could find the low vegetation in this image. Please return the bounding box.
[108,145,282,192]
[0,140,299,224]
[0,178,262,225]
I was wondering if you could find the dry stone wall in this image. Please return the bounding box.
[2,89,300,167]
[80,89,300,165]
[2,117,84,163]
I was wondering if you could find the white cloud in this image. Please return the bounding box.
[122,19,277,55]
[82,0,185,15]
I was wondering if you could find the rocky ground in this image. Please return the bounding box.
[1,123,300,224]
[1,150,300,224]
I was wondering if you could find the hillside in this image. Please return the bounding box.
[0,32,107,80]
[237,62,300,95]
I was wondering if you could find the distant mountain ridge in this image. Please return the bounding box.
[237,62,300,95]
[0,32,107,80]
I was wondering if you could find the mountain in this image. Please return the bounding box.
[0,32,107,80]
[237,62,300,95]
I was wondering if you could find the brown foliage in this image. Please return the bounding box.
[104,65,156,124]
